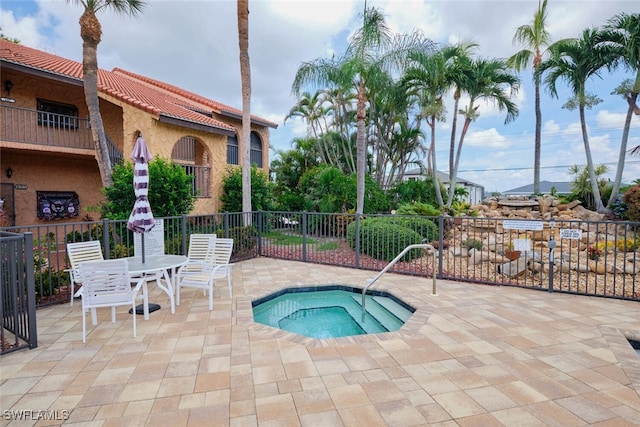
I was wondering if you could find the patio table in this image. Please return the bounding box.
[126,254,187,320]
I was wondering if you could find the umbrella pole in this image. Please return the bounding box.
[141,233,146,264]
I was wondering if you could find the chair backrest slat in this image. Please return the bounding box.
[67,241,104,269]
[78,259,132,307]
[188,234,217,260]
[204,238,233,267]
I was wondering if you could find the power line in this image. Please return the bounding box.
[458,160,640,173]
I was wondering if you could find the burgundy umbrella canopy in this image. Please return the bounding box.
[127,135,155,263]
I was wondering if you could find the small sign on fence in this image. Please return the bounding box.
[502,220,543,231]
[512,238,532,252]
[559,228,582,240]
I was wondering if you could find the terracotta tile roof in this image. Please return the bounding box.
[0,40,276,134]
[112,67,278,128]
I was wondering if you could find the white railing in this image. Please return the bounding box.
[361,243,437,319]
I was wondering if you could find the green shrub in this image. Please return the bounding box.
[221,166,275,212]
[616,238,640,252]
[65,224,102,243]
[34,268,69,298]
[102,157,196,219]
[347,217,424,262]
[217,226,257,258]
[462,239,483,251]
[389,216,439,242]
[110,243,133,259]
[396,202,441,217]
[305,213,356,237]
[390,178,444,208]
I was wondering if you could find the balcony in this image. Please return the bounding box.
[0,104,122,164]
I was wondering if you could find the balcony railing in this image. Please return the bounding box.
[1,104,123,165]
[177,164,211,198]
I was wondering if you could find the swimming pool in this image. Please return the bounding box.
[252,285,415,339]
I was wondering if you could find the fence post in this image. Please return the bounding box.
[548,219,556,293]
[102,219,110,259]
[355,213,360,268]
[224,212,230,238]
[437,216,445,279]
[24,232,37,348]
[181,215,187,255]
[302,211,307,262]
[257,211,263,256]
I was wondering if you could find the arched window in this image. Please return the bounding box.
[250,132,262,168]
[171,136,211,198]
[227,135,239,165]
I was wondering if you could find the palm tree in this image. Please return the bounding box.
[600,13,640,209]
[568,164,610,210]
[447,57,520,207]
[67,0,146,187]
[402,49,449,209]
[285,91,335,165]
[237,0,252,217]
[292,6,433,214]
[507,0,552,195]
[368,71,426,189]
[437,42,483,209]
[537,29,613,213]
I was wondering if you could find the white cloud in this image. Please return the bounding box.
[0,9,41,46]
[465,128,510,148]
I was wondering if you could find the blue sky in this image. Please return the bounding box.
[2,0,639,193]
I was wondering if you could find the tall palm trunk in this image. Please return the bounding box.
[447,115,472,207]
[447,92,460,209]
[607,92,638,208]
[579,105,604,212]
[80,9,113,187]
[237,0,252,221]
[533,72,542,194]
[355,81,367,215]
[428,115,444,209]
[448,93,460,182]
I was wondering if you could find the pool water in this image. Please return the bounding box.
[252,286,414,339]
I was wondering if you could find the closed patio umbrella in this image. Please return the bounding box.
[127,134,155,263]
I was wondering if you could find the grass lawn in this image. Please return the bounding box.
[263,231,339,251]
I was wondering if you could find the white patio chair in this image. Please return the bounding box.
[78,258,143,343]
[177,234,217,277]
[176,238,233,310]
[66,240,104,306]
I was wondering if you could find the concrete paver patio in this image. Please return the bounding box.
[2,257,640,426]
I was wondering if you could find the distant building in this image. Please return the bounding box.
[401,168,485,205]
[502,181,572,197]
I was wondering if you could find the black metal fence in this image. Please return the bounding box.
[253,212,640,301]
[1,231,37,354]
[2,211,639,315]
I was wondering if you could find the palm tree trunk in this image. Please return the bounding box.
[80,10,113,187]
[579,105,604,212]
[447,116,472,207]
[429,116,444,209]
[533,73,542,194]
[238,0,252,221]
[447,93,460,208]
[607,93,638,209]
[356,81,367,215]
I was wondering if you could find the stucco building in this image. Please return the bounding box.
[0,40,276,226]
